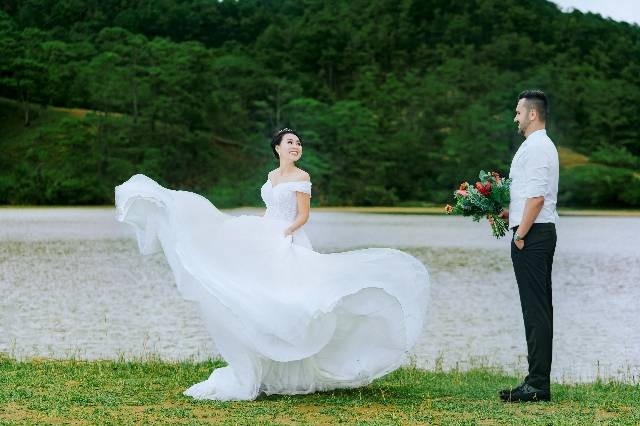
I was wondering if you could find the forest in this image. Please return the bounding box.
[1,0,639,207]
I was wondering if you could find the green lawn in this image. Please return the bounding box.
[0,357,638,425]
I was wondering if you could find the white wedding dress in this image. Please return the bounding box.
[115,174,430,400]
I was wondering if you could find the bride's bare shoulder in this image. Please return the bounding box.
[294,169,310,182]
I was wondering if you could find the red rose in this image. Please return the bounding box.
[475,181,491,196]
[483,182,492,195]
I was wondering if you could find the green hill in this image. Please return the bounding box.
[1,0,639,207]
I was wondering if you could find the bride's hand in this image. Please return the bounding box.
[282,229,293,246]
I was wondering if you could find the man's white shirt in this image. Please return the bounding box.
[508,129,559,229]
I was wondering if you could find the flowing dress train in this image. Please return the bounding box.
[115,174,430,400]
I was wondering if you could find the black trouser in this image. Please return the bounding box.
[511,223,557,391]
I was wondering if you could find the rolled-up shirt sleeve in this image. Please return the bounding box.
[524,148,550,198]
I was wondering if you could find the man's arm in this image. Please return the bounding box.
[516,143,550,241]
[515,197,544,238]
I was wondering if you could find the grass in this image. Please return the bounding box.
[0,357,638,425]
[0,96,119,120]
[557,146,589,168]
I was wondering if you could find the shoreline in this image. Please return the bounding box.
[2,205,640,217]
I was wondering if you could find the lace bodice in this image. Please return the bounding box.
[261,180,312,223]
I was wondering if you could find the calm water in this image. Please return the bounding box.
[1,207,638,383]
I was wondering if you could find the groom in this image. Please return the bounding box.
[498,90,559,402]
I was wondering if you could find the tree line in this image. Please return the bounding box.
[0,0,638,207]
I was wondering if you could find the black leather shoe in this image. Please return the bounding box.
[500,383,550,402]
[499,382,526,398]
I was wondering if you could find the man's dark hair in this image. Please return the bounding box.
[270,128,302,159]
[518,89,548,122]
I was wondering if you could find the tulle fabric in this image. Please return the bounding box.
[115,174,430,400]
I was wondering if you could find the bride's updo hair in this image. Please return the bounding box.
[271,128,302,159]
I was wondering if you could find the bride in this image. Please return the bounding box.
[115,128,430,401]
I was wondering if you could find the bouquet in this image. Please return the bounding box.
[445,170,511,238]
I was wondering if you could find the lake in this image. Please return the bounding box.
[0,207,638,384]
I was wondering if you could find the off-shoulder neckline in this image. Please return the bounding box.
[267,179,311,189]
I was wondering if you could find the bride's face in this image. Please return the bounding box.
[277,133,303,162]
[514,99,532,136]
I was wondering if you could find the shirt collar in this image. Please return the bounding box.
[525,128,546,142]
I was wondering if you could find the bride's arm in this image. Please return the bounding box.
[284,192,310,236]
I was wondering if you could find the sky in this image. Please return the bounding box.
[550,0,640,25]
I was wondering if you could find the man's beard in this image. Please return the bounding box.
[517,120,529,135]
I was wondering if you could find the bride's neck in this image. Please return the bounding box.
[277,162,296,175]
